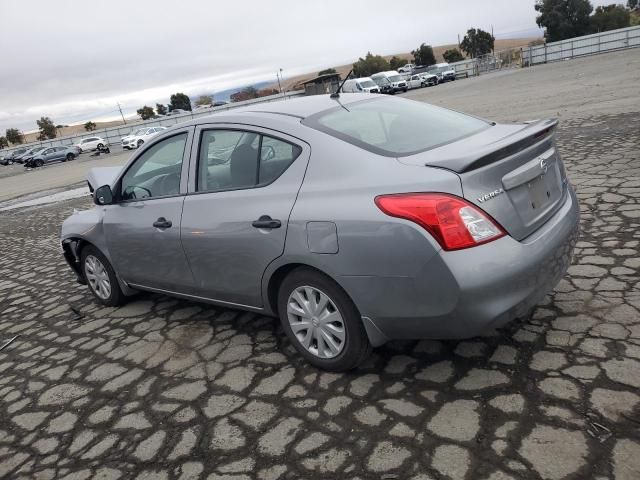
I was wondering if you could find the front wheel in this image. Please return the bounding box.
[81,245,126,307]
[66,153,74,161]
[97,143,104,150]
[278,268,372,371]
[35,159,43,167]
[137,140,144,148]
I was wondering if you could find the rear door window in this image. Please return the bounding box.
[197,130,301,193]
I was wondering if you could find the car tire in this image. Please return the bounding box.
[97,143,104,150]
[66,153,74,161]
[137,140,144,148]
[80,245,126,307]
[278,267,372,372]
[35,159,43,167]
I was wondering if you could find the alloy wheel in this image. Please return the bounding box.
[286,286,346,359]
[84,254,112,300]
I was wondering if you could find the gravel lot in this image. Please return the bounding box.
[1,50,639,480]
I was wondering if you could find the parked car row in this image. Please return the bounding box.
[0,137,103,169]
[340,64,452,96]
[24,146,78,168]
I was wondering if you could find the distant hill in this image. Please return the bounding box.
[196,80,275,102]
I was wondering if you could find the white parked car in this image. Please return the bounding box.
[397,63,415,73]
[426,63,457,82]
[74,136,107,153]
[406,74,426,89]
[419,72,439,86]
[167,108,188,116]
[340,77,380,93]
[371,71,408,93]
[121,126,167,150]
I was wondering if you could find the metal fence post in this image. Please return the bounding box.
[544,44,548,63]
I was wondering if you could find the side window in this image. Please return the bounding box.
[198,130,257,192]
[120,133,187,200]
[197,130,301,193]
[259,136,301,185]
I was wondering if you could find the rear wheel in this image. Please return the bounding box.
[278,268,372,371]
[66,153,74,161]
[81,245,126,307]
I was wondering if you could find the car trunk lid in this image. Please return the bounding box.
[398,119,568,241]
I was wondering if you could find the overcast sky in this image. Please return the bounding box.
[0,0,614,133]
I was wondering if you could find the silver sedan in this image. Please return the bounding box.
[60,94,579,371]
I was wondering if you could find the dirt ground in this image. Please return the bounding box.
[0,49,639,480]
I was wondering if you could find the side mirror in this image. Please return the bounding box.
[94,185,113,205]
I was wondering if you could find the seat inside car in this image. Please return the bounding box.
[230,144,259,188]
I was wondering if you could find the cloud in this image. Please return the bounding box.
[0,0,548,132]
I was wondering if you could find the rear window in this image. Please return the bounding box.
[303,97,490,157]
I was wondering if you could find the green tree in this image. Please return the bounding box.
[628,0,638,8]
[156,103,167,116]
[411,44,436,66]
[0,137,8,149]
[590,4,631,32]
[195,95,213,106]
[535,0,593,42]
[6,128,22,144]
[230,86,259,102]
[352,52,391,77]
[443,48,465,63]
[387,56,403,70]
[136,106,156,120]
[37,116,57,139]
[460,28,495,58]
[318,68,337,75]
[84,121,97,131]
[169,92,192,111]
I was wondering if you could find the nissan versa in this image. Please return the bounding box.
[60,94,579,371]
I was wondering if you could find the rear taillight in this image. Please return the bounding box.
[375,193,505,251]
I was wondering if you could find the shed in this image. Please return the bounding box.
[301,73,341,96]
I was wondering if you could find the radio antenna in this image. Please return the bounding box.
[330,70,353,98]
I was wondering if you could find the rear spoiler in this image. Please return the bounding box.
[425,118,558,174]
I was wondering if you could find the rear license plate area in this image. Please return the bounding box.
[528,176,552,211]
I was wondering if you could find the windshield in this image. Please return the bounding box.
[303,97,490,157]
[132,128,147,135]
[388,75,403,82]
[373,77,390,86]
[360,80,376,88]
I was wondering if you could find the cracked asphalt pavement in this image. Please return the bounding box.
[1,55,640,480]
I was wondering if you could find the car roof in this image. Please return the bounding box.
[224,93,379,120]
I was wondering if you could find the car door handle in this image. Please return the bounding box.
[153,217,172,229]
[252,215,281,229]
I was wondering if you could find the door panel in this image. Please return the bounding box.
[103,129,195,292]
[181,127,309,307]
[104,197,194,290]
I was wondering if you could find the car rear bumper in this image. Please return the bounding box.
[341,187,580,344]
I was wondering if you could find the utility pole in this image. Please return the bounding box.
[276,71,283,96]
[491,25,495,54]
[117,103,126,125]
[458,34,461,50]
[278,68,285,97]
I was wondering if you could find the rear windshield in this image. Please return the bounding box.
[303,97,490,156]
